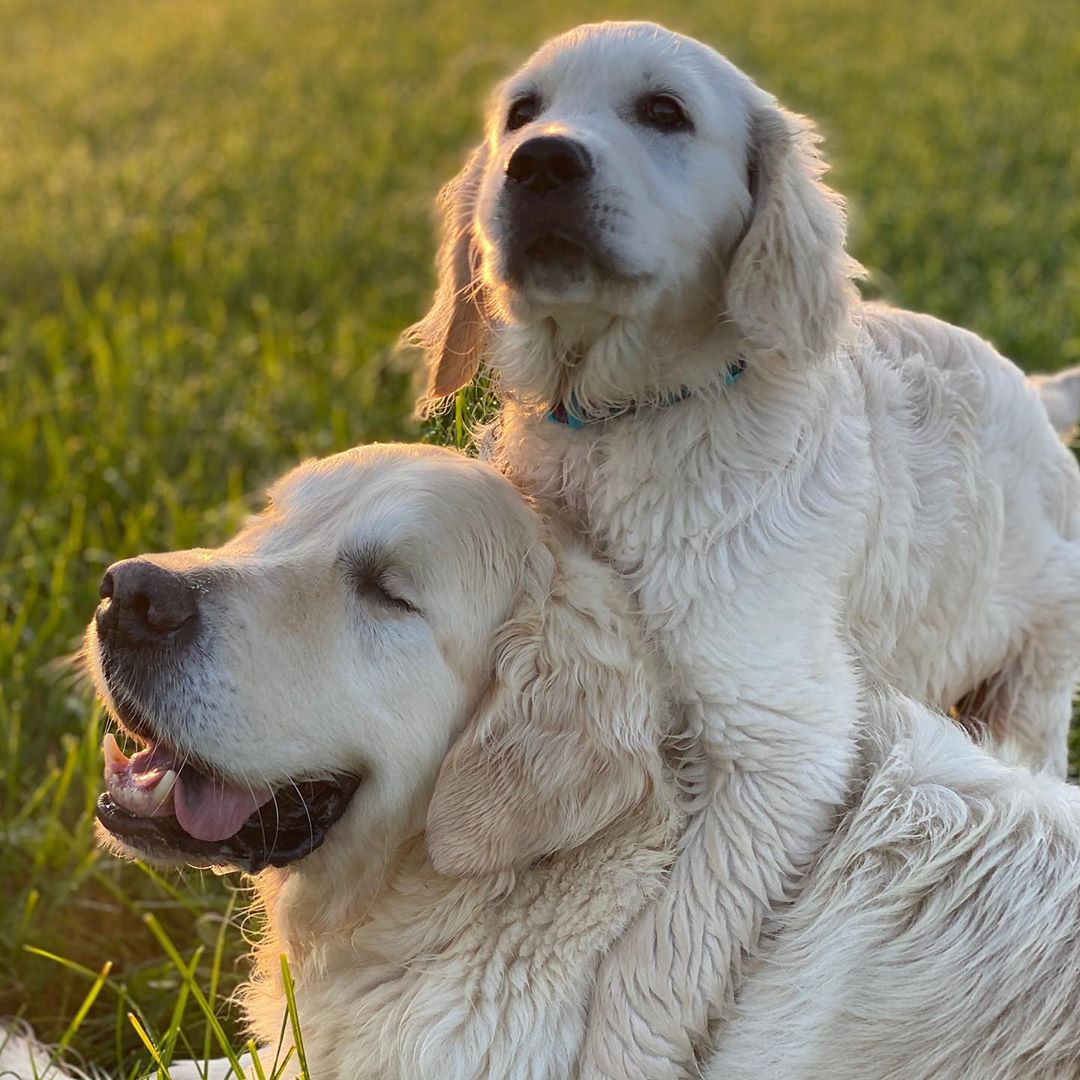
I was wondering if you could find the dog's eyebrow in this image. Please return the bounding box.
[505,81,539,100]
[337,542,420,587]
[337,542,388,577]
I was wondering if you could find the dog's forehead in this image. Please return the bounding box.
[516,22,736,100]
[240,444,535,567]
[504,21,757,146]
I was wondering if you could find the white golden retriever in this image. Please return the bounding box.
[408,20,1080,1077]
[83,444,681,1080]
[0,444,1064,1080]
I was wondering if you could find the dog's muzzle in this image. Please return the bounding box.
[91,559,362,873]
[502,135,607,283]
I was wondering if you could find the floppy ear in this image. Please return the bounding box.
[406,144,493,415]
[426,537,666,877]
[726,105,863,363]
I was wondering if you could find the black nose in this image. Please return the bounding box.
[505,136,593,196]
[96,558,199,647]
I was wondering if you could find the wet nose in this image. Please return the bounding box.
[505,136,593,196]
[96,558,199,646]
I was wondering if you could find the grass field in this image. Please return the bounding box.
[1,0,1077,1073]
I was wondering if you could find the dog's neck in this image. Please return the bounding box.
[242,797,679,1079]
[492,304,751,417]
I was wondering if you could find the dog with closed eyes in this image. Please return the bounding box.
[408,20,1080,1077]
[84,443,680,1080]
[0,444,1059,1080]
[0,442,1059,1080]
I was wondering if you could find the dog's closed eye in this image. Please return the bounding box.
[340,551,420,616]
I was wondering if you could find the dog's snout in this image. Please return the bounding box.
[505,136,592,195]
[97,558,199,646]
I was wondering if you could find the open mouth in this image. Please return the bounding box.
[97,733,361,873]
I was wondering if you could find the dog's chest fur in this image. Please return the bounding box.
[494,310,1072,715]
[242,810,677,1079]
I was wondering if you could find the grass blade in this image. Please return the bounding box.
[128,1012,170,1079]
[56,960,112,1053]
[279,954,307,1080]
[142,914,247,1079]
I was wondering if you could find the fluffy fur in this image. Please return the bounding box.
[10,444,1080,1079]
[85,444,680,1080]
[707,689,1080,1080]
[408,21,1080,1076]
[13,687,1080,1080]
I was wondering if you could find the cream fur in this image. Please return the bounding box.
[83,444,680,1080]
[14,684,1080,1079]
[10,437,1080,1079]
[707,689,1080,1080]
[408,20,1080,1077]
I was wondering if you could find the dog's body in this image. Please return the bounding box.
[707,689,1080,1080]
[66,444,1080,1080]
[83,445,681,1079]
[410,21,1080,1075]
[497,300,1080,757]
[493,298,1080,1078]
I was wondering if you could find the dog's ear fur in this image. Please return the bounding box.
[726,105,862,363]
[407,144,492,416]
[426,536,666,877]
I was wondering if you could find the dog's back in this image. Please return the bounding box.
[708,688,1080,1080]
[843,302,1080,772]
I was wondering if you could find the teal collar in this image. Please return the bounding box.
[546,356,747,430]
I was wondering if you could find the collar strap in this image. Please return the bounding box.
[547,355,747,430]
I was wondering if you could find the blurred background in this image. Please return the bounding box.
[1,0,1077,1071]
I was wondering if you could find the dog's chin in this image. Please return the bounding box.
[497,239,653,326]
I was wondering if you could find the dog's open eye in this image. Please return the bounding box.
[637,93,692,133]
[506,95,540,132]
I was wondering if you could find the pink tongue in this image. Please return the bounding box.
[173,770,274,842]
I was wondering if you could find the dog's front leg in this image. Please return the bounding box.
[579,608,860,1080]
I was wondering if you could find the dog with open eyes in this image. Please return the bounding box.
[408,20,1080,1078]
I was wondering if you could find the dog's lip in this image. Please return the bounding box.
[98,729,362,872]
[102,732,276,841]
[524,231,592,262]
[503,223,651,290]
[507,226,622,287]
[95,771,362,873]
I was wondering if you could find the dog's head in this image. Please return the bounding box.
[411,21,860,411]
[87,444,666,877]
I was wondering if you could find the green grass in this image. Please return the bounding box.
[0,0,1077,1073]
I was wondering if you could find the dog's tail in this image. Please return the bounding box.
[1031,366,1080,441]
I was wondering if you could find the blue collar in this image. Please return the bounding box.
[546,356,747,430]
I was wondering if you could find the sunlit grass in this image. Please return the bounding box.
[1,0,1077,1073]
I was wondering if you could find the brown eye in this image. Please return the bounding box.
[507,95,540,131]
[638,93,692,133]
